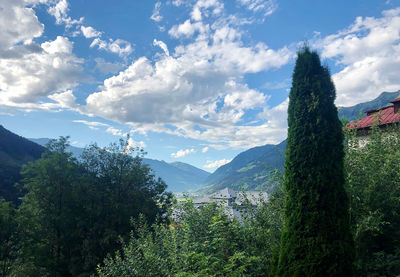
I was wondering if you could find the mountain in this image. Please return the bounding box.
[337,90,400,121]
[142,159,210,192]
[29,139,209,192]
[203,91,400,193]
[202,140,286,193]
[0,125,46,201]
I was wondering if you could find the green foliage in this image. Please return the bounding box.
[275,47,354,276]
[345,125,400,276]
[98,189,285,277]
[8,137,171,276]
[0,200,17,277]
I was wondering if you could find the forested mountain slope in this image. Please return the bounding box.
[0,125,45,201]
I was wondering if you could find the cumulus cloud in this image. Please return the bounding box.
[48,90,77,108]
[81,26,101,38]
[168,19,209,38]
[47,0,83,28]
[80,0,292,149]
[150,1,163,22]
[191,0,224,21]
[0,0,44,52]
[0,35,83,107]
[171,148,196,158]
[204,158,232,169]
[316,7,400,106]
[202,146,209,153]
[90,38,133,57]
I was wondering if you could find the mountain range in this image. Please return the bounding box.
[29,138,210,193]
[1,90,399,199]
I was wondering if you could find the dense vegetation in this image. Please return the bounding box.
[275,47,354,276]
[0,138,172,276]
[345,125,400,276]
[98,187,285,277]
[1,124,400,275]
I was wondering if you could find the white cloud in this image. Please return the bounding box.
[81,0,292,149]
[106,126,125,136]
[47,0,83,28]
[168,19,209,38]
[73,120,110,127]
[127,137,146,149]
[202,146,209,153]
[204,158,232,169]
[48,90,76,108]
[0,0,44,52]
[150,1,163,22]
[153,39,169,56]
[81,26,101,38]
[90,38,133,57]
[0,36,83,107]
[237,0,278,17]
[316,8,400,106]
[191,0,224,21]
[171,148,196,158]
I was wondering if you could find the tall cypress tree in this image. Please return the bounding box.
[275,47,354,276]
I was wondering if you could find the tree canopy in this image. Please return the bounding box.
[275,47,354,276]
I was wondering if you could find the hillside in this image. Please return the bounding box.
[202,140,286,193]
[142,159,210,192]
[0,125,46,201]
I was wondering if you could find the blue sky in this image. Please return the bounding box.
[1,0,400,172]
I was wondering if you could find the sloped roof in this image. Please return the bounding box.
[210,187,237,199]
[347,105,400,129]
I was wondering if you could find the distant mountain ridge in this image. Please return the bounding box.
[337,91,400,121]
[202,90,400,193]
[201,140,286,193]
[0,125,46,201]
[142,159,210,192]
[29,138,209,192]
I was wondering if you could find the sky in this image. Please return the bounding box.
[1,0,400,172]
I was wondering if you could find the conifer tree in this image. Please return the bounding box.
[275,47,354,276]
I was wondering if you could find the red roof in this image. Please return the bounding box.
[347,105,400,129]
[391,97,400,103]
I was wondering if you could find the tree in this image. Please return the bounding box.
[13,137,172,276]
[275,47,354,276]
[0,199,17,277]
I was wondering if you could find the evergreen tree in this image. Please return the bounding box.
[275,47,354,276]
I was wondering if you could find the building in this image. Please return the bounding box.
[193,187,269,220]
[347,97,400,145]
[348,97,400,132]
